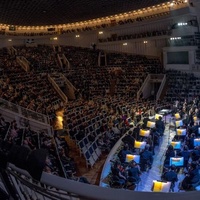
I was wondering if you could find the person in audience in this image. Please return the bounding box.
[112,123,121,137]
[97,136,110,152]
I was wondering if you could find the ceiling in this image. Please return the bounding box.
[0,0,169,26]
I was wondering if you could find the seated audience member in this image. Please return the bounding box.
[23,138,35,150]
[162,165,178,192]
[112,124,121,137]
[140,144,153,171]
[181,162,200,190]
[97,136,110,152]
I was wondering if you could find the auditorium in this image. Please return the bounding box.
[0,0,200,199]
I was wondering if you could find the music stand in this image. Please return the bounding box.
[139,129,150,137]
[193,116,198,122]
[147,121,155,128]
[194,138,200,147]
[134,141,146,150]
[175,120,183,127]
[176,128,186,136]
[169,157,184,167]
[175,113,180,120]
[170,141,181,150]
[152,180,171,192]
[155,114,163,120]
[125,154,140,164]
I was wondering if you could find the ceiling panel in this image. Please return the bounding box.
[0,0,169,26]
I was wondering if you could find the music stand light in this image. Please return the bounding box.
[175,113,180,119]
[139,129,150,137]
[147,121,155,128]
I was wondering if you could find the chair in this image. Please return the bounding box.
[88,146,98,162]
[83,150,95,168]
[78,139,88,156]
[92,140,102,157]
[109,175,125,189]
[126,176,141,191]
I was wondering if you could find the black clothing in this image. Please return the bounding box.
[128,166,141,182]
[140,150,153,171]
[156,119,165,136]
[162,170,178,182]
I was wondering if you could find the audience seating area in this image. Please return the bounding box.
[99,29,171,43]
[165,70,200,103]
[1,44,200,193]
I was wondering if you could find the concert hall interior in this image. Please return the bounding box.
[1,0,200,200]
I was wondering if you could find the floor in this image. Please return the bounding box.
[54,112,186,191]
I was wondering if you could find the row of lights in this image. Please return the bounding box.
[170,37,182,40]
[0,1,188,32]
[178,22,188,26]
[7,37,149,45]
[123,41,148,46]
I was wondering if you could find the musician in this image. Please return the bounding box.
[127,161,141,183]
[181,162,200,190]
[155,116,165,136]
